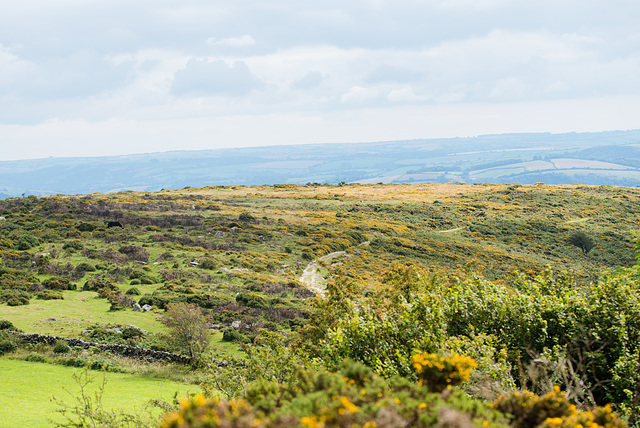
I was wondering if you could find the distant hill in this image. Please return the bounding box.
[1,129,640,197]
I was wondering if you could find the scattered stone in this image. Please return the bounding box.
[230,226,239,232]
[142,304,152,312]
[214,231,229,238]
[331,262,344,267]
[132,303,142,312]
[231,320,242,329]
[0,217,5,221]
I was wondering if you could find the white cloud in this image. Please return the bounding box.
[171,59,263,97]
[205,35,256,47]
[341,86,378,104]
[387,87,428,103]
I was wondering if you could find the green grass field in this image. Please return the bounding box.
[1,290,165,337]
[0,359,196,427]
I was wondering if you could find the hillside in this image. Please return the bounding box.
[1,182,638,335]
[2,183,640,426]
[2,129,640,198]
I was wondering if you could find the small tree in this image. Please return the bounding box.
[567,231,595,254]
[162,303,211,365]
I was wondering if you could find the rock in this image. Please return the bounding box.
[214,231,229,238]
[231,320,242,329]
[132,303,142,312]
[142,304,152,311]
[0,217,5,221]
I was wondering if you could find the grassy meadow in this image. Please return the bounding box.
[0,359,195,427]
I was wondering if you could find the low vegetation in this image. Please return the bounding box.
[1,183,640,427]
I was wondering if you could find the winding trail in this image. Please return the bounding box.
[299,251,345,296]
[299,242,370,296]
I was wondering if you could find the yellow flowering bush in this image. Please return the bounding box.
[412,352,477,392]
[494,387,626,428]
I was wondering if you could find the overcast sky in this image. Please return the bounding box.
[1,0,639,160]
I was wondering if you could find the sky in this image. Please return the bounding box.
[1,0,639,160]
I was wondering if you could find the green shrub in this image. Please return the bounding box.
[1,290,31,306]
[129,279,141,285]
[42,277,76,290]
[75,262,96,272]
[125,287,140,295]
[235,292,268,309]
[53,340,71,354]
[0,333,17,355]
[200,258,218,270]
[221,328,249,343]
[36,289,64,300]
[77,222,96,232]
[16,234,39,250]
[62,239,83,251]
[82,278,117,292]
[0,319,17,331]
[24,352,47,363]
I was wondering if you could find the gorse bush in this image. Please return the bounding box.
[161,358,509,428]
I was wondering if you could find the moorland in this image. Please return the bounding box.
[1,182,640,427]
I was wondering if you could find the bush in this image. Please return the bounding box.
[236,292,268,309]
[0,333,17,355]
[24,352,47,363]
[1,290,31,306]
[75,262,96,272]
[567,231,595,254]
[221,328,249,344]
[53,340,71,354]
[42,277,76,290]
[125,287,140,296]
[129,279,141,285]
[63,239,83,251]
[36,290,64,300]
[0,319,17,331]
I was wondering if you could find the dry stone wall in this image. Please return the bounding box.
[11,332,191,364]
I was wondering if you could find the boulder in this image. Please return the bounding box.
[231,320,242,329]
[132,303,142,312]
[142,304,152,311]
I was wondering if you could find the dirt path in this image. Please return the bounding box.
[437,227,464,233]
[299,251,345,296]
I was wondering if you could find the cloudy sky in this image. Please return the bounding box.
[1,0,639,160]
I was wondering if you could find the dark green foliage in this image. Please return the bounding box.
[24,352,47,362]
[75,262,96,272]
[138,295,170,309]
[36,289,64,300]
[53,340,71,354]
[82,278,117,292]
[16,233,39,250]
[0,332,17,355]
[0,319,17,331]
[62,239,83,251]
[129,270,157,284]
[42,277,76,291]
[125,287,140,295]
[568,230,595,254]
[76,222,96,232]
[236,292,268,308]
[0,289,31,306]
[238,212,255,222]
[199,258,218,270]
[221,328,249,343]
[121,326,144,340]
